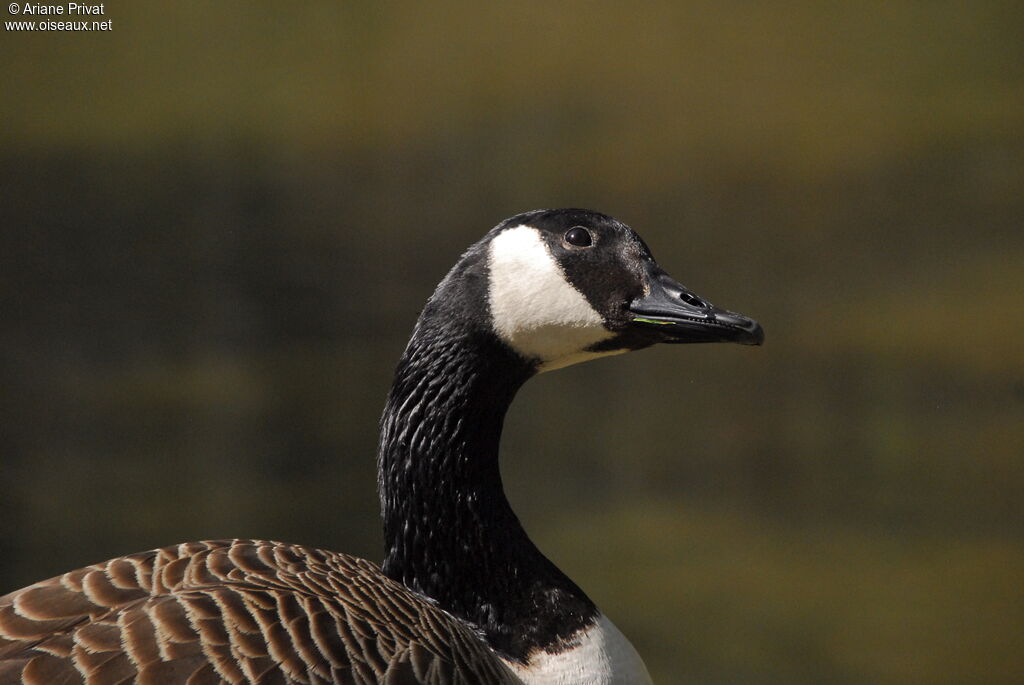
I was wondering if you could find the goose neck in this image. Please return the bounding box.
[378,324,531,574]
[376,321,596,660]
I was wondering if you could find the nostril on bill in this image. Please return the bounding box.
[678,291,707,308]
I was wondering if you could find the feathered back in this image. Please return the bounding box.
[0,539,519,684]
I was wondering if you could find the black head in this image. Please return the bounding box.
[476,208,763,371]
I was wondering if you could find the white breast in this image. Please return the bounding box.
[502,614,653,685]
[488,226,620,371]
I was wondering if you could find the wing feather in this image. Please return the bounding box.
[0,540,519,684]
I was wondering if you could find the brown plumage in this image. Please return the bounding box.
[0,539,519,684]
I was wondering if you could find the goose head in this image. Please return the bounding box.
[473,208,763,372]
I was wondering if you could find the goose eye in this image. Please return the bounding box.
[564,227,593,247]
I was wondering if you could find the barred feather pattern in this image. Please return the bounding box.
[0,539,521,685]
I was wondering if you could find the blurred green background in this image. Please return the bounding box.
[2,2,1022,683]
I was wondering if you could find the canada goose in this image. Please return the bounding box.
[0,209,762,684]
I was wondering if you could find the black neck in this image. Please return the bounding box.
[378,301,597,661]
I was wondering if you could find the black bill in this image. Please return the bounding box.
[629,269,764,346]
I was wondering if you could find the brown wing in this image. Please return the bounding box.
[0,540,520,684]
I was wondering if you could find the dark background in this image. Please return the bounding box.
[2,2,1022,683]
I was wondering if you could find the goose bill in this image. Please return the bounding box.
[629,271,764,346]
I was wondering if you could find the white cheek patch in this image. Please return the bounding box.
[488,226,617,371]
[502,614,653,685]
